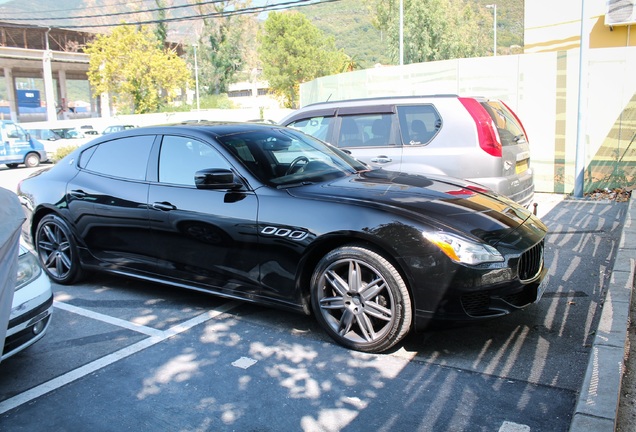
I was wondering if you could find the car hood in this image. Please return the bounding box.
[286,170,547,246]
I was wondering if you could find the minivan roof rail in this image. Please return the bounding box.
[302,94,460,108]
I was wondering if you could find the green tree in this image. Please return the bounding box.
[372,0,491,64]
[191,1,257,95]
[258,11,347,108]
[85,25,191,114]
[154,0,168,45]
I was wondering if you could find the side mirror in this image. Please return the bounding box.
[194,168,243,190]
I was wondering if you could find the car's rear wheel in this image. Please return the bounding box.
[310,245,412,353]
[35,214,84,284]
[24,152,40,168]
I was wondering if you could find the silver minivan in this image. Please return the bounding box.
[280,95,535,207]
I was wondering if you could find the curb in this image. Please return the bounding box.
[569,194,636,431]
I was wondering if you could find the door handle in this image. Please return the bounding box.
[151,201,177,211]
[68,189,86,198]
[370,156,392,163]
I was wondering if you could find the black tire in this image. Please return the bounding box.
[24,152,40,168]
[310,245,412,353]
[35,214,84,284]
[5,163,19,169]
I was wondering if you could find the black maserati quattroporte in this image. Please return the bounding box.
[18,122,547,353]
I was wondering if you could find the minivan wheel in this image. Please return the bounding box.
[310,245,412,353]
[24,153,40,168]
[35,214,84,284]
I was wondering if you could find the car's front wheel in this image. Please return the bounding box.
[311,245,412,353]
[35,214,84,284]
[24,152,41,168]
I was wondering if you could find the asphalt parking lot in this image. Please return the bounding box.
[0,165,631,431]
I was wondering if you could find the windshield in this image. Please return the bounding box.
[216,128,367,187]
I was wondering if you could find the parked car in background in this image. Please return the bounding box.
[25,127,87,160]
[102,124,137,134]
[79,125,99,136]
[18,122,547,353]
[1,244,53,361]
[280,95,535,208]
[26,128,63,142]
[52,127,85,139]
[1,120,48,168]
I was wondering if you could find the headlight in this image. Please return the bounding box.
[16,249,42,291]
[423,232,504,265]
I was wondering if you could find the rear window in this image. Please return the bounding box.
[480,101,526,147]
[82,136,154,180]
[396,105,441,145]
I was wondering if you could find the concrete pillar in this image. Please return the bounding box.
[3,67,18,122]
[100,92,111,118]
[42,50,57,121]
[58,69,68,120]
[88,84,98,117]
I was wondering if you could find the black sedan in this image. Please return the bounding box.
[17,122,547,353]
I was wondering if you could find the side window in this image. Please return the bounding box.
[3,123,26,140]
[83,136,154,180]
[396,105,442,145]
[158,135,230,186]
[338,114,396,148]
[287,116,334,142]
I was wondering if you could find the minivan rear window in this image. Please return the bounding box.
[480,101,526,147]
[396,104,441,145]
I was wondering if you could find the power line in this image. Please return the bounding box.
[0,0,226,22]
[0,0,155,16]
[0,0,340,28]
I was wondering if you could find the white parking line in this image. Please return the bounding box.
[0,301,239,415]
[53,301,166,337]
[499,421,531,432]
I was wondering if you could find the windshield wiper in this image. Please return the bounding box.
[277,181,315,189]
[513,134,526,143]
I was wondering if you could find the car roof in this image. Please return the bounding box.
[98,121,288,138]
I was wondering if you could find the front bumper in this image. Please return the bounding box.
[411,239,547,330]
[2,271,53,361]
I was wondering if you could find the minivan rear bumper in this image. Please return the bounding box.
[469,169,535,208]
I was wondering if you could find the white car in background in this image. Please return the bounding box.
[1,245,53,361]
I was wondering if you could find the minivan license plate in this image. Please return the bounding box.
[515,160,528,174]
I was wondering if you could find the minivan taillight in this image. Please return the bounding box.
[458,97,502,157]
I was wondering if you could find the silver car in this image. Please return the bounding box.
[1,245,53,361]
[280,95,535,207]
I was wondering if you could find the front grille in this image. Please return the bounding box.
[518,240,544,282]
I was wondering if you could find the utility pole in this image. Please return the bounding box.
[486,4,497,56]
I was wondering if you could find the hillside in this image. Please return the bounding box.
[298,0,393,68]
[298,0,524,67]
[0,0,524,70]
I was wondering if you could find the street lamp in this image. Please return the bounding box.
[192,43,200,112]
[486,4,497,57]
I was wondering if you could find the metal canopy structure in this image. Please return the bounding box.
[0,22,93,122]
